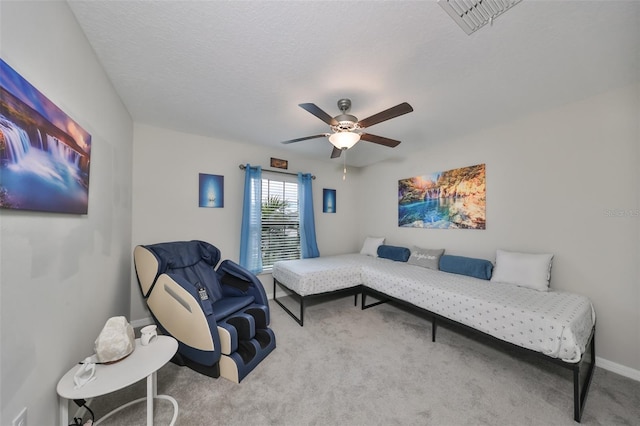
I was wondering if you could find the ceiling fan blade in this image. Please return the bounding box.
[359,133,401,147]
[299,103,339,126]
[357,102,413,129]
[281,134,328,144]
[330,146,342,158]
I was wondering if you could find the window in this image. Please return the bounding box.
[261,177,300,269]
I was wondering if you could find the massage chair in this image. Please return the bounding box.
[133,240,276,383]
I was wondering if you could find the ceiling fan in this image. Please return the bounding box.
[282,98,413,159]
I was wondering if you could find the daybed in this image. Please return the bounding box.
[272,242,596,422]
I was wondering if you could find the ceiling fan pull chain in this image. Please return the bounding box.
[343,150,347,181]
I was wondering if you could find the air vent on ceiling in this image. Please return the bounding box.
[438,0,522,35]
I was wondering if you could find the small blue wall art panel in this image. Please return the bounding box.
[323,188,336,213]
[199,173,224,208]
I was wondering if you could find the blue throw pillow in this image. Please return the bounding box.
[439,254,493,280]
[377,245,411,262]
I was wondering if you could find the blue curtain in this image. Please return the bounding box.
[298,173,320,258]
[240,164,263,274]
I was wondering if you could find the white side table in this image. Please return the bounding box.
[57,335,179,426]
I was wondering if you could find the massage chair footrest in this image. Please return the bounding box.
[219,327,276,383]
[218,304,270,355]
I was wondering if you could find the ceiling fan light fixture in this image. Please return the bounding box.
[282,99,412,159]
[328,131,360,150]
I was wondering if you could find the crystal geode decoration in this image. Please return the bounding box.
[94,316,135,363]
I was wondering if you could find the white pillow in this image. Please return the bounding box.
[360,237,385,257]
[490,249,554,291]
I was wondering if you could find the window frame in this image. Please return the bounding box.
[260,175,300,271]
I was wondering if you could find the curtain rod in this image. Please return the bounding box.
[238,164,316,179]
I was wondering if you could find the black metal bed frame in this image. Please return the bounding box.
[272,278,361,326]
[361,287,596,423]
[272,276,596,422]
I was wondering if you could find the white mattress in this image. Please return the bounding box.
[272,254,595,362]
[361,259,595,363]
[272,254,374,296]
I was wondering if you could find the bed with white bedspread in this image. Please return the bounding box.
[272,252,596,421]
[272,253,369,296]
[361,257,594,362]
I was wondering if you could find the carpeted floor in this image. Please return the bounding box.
[85,295,640,425]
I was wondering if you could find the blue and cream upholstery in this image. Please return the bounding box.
[134,240,276,383]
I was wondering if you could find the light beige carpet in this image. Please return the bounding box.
[85,295,640,425]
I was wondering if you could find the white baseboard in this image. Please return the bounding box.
[596,356,640,382]
[130,317,154,328]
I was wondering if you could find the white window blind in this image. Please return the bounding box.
[261,178,300,269]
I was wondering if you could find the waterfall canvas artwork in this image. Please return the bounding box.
[0,59,91,214]
[398,163,486,229]
[199,173,224,208]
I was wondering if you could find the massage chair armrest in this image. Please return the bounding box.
[162,272,219,318]
[148,272,220,355]
[218,259,269,306]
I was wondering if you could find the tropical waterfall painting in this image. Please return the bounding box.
[0,58,91,214]
[398,164,486,229]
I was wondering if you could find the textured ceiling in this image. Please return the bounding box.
[68,1,639,168]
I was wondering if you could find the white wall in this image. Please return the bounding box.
[358,84,640,373]
[0,2,133,425]
[130,124,362,321]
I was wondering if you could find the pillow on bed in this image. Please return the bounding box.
[407,246,444,270]
[377,245,411,262]
[360,236,385,257]
[439,254,493,280]
[490,249,553,291]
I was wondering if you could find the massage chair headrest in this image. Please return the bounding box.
[149,240,221,272]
